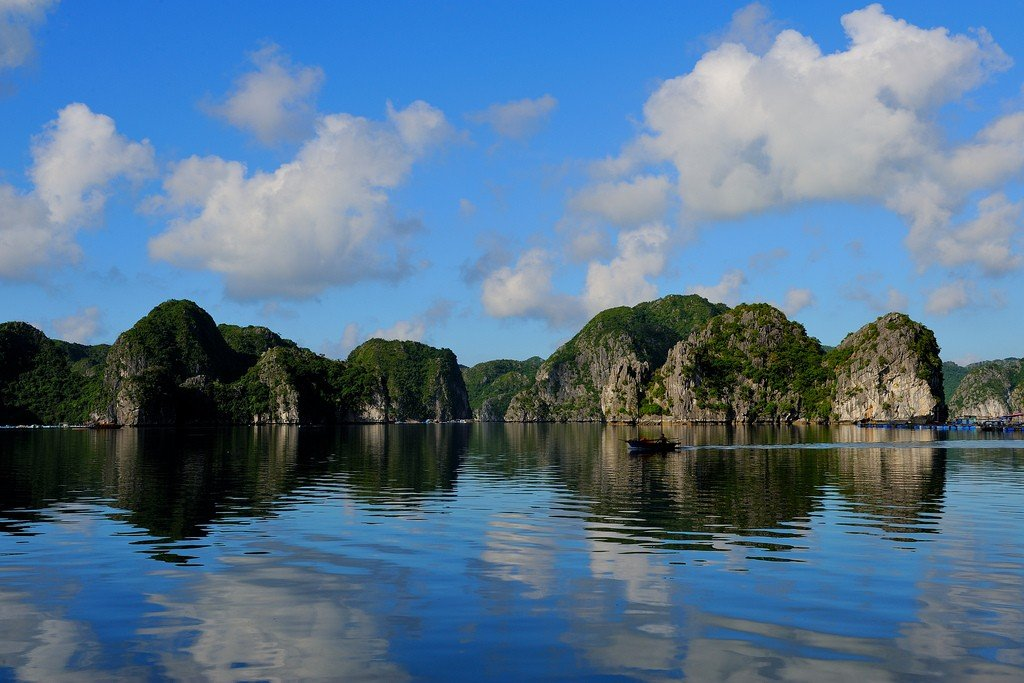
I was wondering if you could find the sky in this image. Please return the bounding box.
[1,1,1023,367]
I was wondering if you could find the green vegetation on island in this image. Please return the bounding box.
[0,295,960,426]
[461,357,543,421]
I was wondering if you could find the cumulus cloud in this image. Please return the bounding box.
[582,223,669,314]
[206,44,324,144]
[843,279,909,313]
[479,224,670,326]
[0,103,154,280]
[370,299,455,342]
[481,248,582,325]
[31,102,155,225]
[51,305,102,343]
[468,94,557,140]
[0,0,56,71]
[782,288,814,316]
[925,280,975,316]
[150,100,452,300]
[930,193,1022,275]
[325,300,455,358]
[0,186,76,278]
[707,2,783,55]
[605,4,1022,276]
[686,269,745,305]
[569,175,672,227]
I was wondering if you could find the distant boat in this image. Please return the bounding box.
[625,435,679,453]
[88,421,122,430]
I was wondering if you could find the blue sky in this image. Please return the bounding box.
[1,1,1022,366]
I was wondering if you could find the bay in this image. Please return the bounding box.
[0,424,1022,681]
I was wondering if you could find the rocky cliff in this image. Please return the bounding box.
[346,339,472,422]
[650,304,831,423]
[828,313,945,423]
[103,300,240,425]
[506,295,728,422]
[947,359,1024,417]
[462,357,543,421]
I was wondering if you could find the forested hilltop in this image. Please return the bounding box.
[1,300,471,426]
[1,295,958,426]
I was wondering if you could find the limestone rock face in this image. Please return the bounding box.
[506,295,728,422]
[103,300,238,426]
[947,359,1024,417]
[829,313,945,423]
[346,339,471,422]
[252,348,303,424]
[653,304,830,423]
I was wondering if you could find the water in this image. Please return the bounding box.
[0,424,1022,681]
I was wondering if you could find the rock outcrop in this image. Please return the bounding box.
[828,313,945,423]
[651,304,831,423]
[506,295,728,422]
[462,357,543,421]
[103,300,240,425]
[346,339,472,422]
[947,359,1024,417]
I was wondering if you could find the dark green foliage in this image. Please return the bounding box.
[218,323,296,364]
[346,338,471,421]
[942,361,969,402]
[0,323,102,424]
[218,347,349,424]
[462,357,543,416]
[549,294,728,372]
[114,300,242,381]
[948,358,1024,416]
[683,304,831,421]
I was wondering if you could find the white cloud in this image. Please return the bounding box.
[51,305,101,343]
[582,223,669,314]
[469,94,557,140]
[930,193,1022,275]
[458,197,476,218]
[370,299,454,342]
[708,2,783,55]
[925,280,975,316]
[322,322,364,359]
[569,175,672,227]
[564,226,612,263]
[150,100,452,300]
[0,186,77,278]
[206,45,324,145]
[0,0,56,71]
[607,4,1022,276]
[782,288,814,316]
[481,248,582,325]
[924,279,1004,316]
[686,269,746,306]
[324,300,455,358]
[842,277,909,313]
[0,103,154,280]
[370,319,426,343]
[30,102,155,225]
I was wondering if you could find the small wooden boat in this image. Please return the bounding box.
[625,435,679,453]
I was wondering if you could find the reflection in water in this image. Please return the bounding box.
[0,424,1022,680]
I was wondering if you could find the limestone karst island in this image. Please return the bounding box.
[3,295,1016,428]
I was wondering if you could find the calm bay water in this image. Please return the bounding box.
[0,424,1022,681]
